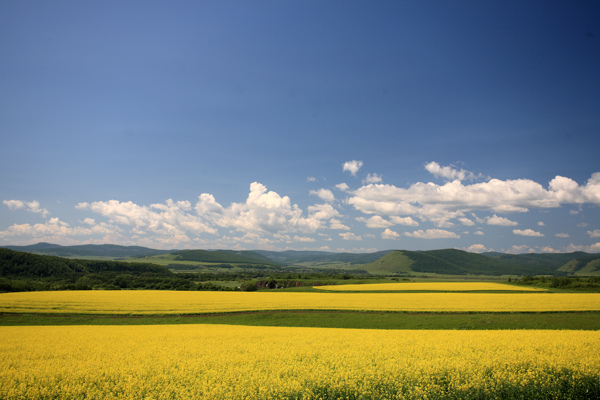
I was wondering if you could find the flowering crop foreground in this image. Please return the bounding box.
[314,282,546,291]
[1,290,600,314]
[1,325,598,400]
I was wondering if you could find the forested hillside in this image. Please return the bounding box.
[0,248,229,292]
[364,249,595,276]
[171,249,281,266]
[3,243,173,258]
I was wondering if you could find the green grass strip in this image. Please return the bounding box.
[2,311,600,330]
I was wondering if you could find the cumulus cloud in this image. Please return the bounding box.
[293,235,316,242]
[381,228,400,239]
[343,160,363,176]
[306,177,316,182]
[329,218,351,230]
[363,173,382,184]
[513,229,544,237]
[565,243,600,253]
[335,183,349,191]
[459,217,475,226]
[404,229,460,239]
[541,246,560,253]
[339,232,362,241]
[73,183,349,248]
[357,215,419,228]
[486,214,518,226]
[506,245,534,254]
[466,244,488,253]
[390,216,419,226]
[348,168,600,227]
[0,217,115,240]
[588,229,600,238]
[77,198,216,237]
[424,162,481,181]
[555,233,570,238]
[4,200,50,218]
[356,215,393,228]
[309,188,335,202]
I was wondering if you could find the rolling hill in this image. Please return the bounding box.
[2,243,598,277]
[2,243,173,258]
[171,249,281,266]
[363,249,593,276]
[557,255,600,276]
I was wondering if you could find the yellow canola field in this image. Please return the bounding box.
[2,290,600,314]
[314,282,547,291]
[1,325,599,400]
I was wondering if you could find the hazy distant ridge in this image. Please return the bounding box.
[2,243,599,276]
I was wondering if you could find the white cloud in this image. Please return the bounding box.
[335,183,349,191]
[356,215,393,228]
[537,221,545,226]
[473,230,484,235]
[76,183,348,248]
[389,216,419,226]
[307,203,340,221]
[0,217,115,240]
[566,242,600,253]
[513,229,544,237]
[505,245,535,254]
[541,246,560,253]
[381,228,400,239]
[363,173,382,184]
[424,162,481,181]
[293,235,316,242]
[588,229,600,238]
[339,232,362,241]
[466,244,488,253]
[309,188,335,202]
[4,199,50,218]
[404,229,460,239]
[3,200,25,210]
[78,198,217,237]
[306,177,316,182]
[459,217,475,226]
[342,160,363,176]
[555,233,570,238]
[357,215,419,228]
[486,214,518,226]
[329,218,350,230]
[348,169,600,227]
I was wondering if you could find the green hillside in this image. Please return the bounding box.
[482,252,589,269]
[0,248,213,292]
[364,249,565,276]
[255,249,393,265]
[3,243,173,258]
[558,255,600,276]
[171,249,280,266]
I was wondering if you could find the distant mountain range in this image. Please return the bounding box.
[3,243,174,258]
[2,243,600,276]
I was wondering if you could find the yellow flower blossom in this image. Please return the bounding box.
[0,325,598,399]
[314,282,546,291]
[1,290,599,314]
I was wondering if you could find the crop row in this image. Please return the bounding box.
[1,325,598,399]
[314,282,546,291]
[1,290,600,314]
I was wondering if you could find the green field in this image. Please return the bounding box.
[2,310,600,330]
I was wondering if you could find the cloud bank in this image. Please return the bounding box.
[2,162,600,252]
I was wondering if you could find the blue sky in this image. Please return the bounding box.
[1,1,600,253]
